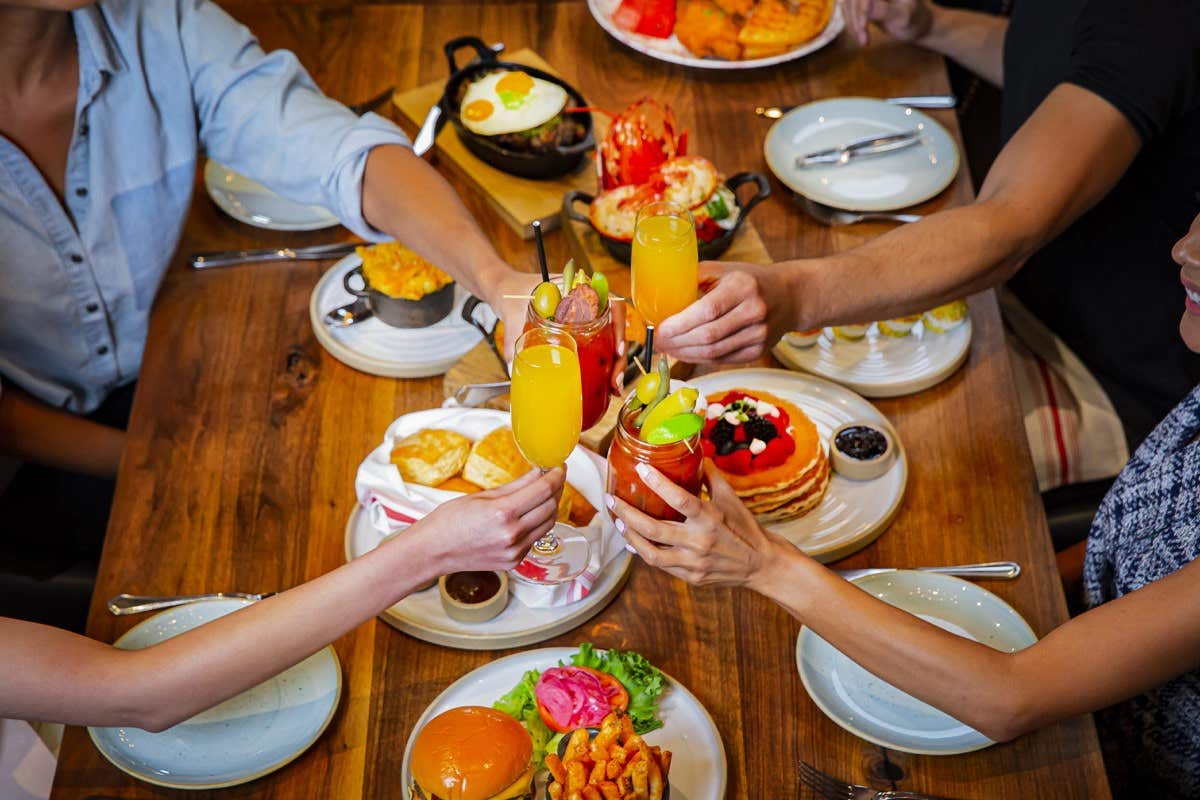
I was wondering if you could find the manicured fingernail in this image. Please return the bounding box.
[635,463,652,480]
[604,493,615,510]
[614,518,625,533]
[625,543,637,554]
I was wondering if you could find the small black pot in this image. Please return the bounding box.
[343,266,455,328]
[548,728,670,800]
[434,36,595,180]
[562,171,772,264]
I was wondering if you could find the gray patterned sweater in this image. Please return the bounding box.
[1083,384,1200,799]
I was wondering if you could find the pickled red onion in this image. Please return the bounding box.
[535,667,618,730]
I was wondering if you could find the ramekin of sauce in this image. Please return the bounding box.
[830,422,896,481]
[438,570,509,623]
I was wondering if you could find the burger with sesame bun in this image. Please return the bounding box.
[409,706,535,800]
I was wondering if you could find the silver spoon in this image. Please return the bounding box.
[797,194,922,225]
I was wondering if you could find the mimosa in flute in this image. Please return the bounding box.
[631,200,698,327]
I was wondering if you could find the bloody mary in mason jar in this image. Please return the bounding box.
[606,359,705,522]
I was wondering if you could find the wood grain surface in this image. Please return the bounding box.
[49,2,1112,799]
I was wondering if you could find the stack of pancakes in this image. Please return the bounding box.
[708,389,830,522]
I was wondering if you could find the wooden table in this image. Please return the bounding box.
[51,2,1111,798]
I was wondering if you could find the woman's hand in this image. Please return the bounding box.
[844,0,935,47]
[410,467,565,575]
[654,263,795,364]
[606,462,784,589]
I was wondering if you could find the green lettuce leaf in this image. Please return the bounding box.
[494,668,554,765]
[570,643,666,734]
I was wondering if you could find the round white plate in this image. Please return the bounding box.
[88,599,341,790]
[689,369,907,562]
[772,320,972,398]
[204,160,341,231]
[347,408,632,649]
[764,98,959,211]
[588,0,843,70]
[401,647,727,800]
[797,571,1037,755]
[309,253,488,379]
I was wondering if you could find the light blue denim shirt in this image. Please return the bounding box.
[0,0,410,413]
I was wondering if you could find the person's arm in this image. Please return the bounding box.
[656,83,1142,363]
[610,464,1200,742]
[0,383,124,478]
[844,0,1007,87]
[0,468,563,730]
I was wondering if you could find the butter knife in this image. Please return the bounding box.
[836,562,1021,582]
[755,94,957,119]
[190,241,361,269]
[795,129,921,169]
[108,592,277,615]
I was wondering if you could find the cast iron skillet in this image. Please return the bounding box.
[434,35,595,180]
[562,172,772,264]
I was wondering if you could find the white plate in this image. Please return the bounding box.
[689,369,907,562]
[347,408,632,649]
[797,571,1037,755]
[764,98,959,211]
[400,647,727,800]
[772,320,972,398]
[309,253,487,378]
[204,160,341,231]
[88,599,341,790]
[588,0,843,70]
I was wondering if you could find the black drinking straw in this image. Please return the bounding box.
[532,220,550,283]
[643,325,655,371]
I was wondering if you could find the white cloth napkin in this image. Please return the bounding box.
[354,407,623,606]
[0,719,55,800]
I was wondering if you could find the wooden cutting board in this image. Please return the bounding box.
[392,49,604,240]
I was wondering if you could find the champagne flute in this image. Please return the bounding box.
[631,200,699,326]
[509,327,591,584]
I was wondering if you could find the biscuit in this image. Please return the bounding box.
[557,482,598,527]
[463,427,532,489]
[390,428,471,486]
[437,476,483,494]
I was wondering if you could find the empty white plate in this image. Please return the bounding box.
[89,599,341,789]
[204,160,341,231]
[797,571,1037,755]
[772,320,972,398]
[764,98,959,211]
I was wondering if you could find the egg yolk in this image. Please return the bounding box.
[495,71,535,96]
[463,98,494,122]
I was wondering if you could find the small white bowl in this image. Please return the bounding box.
[829,422,895,481]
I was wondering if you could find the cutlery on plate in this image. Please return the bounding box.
[324,297,374,327]
[452,380,512,407]
[795,129,922,169]
[755,94,957,118]
[800,761,964,800]
[108,592,277,616]
[797,195,923,226]
[189,241,361,269]
[835,561,1021,582]
[346,85,396,116]
[414,41,505,157]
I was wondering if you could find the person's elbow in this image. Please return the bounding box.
[969,671,1042,743]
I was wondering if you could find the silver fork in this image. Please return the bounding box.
[799,761,963,800]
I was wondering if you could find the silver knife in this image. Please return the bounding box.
[795,129,921,169]
[836,562,1021,582]
[756,94,957,119]
[413,104,442,157]
[190,241,361,269]
[108,591,277,615]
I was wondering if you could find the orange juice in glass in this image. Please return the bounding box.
[631,201,698,326]
[509,328,591,584]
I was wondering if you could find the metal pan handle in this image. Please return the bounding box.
[342,265,371,298]
[443,36,497,75]
[561,190,595,226]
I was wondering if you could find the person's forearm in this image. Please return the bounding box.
[361,144,515,308]
[0,530,441,730]
[918,5,1007,87]
[0,386,124,477]
[751,546,1025,740]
